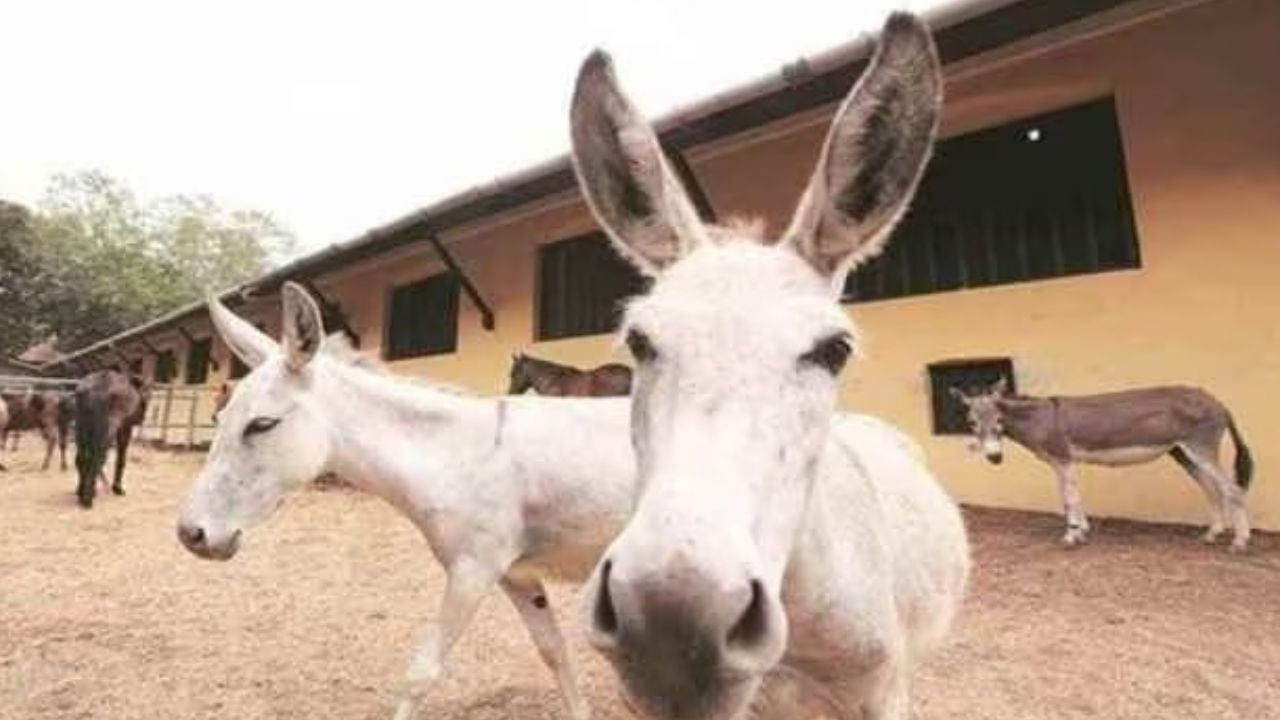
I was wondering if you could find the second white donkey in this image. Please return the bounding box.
[176,283,636,720]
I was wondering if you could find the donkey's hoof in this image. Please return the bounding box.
[111,486,125,496]
[1201,529,1224,544]
[1060,533,1087,549]
[1229,541,1249,554]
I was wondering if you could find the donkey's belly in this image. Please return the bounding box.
[1070,444,1170,466]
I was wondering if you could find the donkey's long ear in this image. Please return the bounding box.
[783,12,942,285]
[570,51,709,275]
[208,295,276,370]
[991,376,1008,397]
[281,282,324,372]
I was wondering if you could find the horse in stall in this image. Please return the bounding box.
[507,352,632,396]
[952,378,1253,550]
[74,369,150,508]
[2,390,74,471]
[567,13,969,719]
[211,381,235,423]
[177,283,638,720]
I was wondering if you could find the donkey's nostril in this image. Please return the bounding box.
[726,579,769,652]
[177,523,206,549]
[592,560,619,636]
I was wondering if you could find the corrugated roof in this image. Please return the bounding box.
[52,0,1146,366]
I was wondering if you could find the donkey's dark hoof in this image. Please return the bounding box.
[111,486,125,496]
[77,495,94,509]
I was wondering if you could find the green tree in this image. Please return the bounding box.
[0,200,44,355]
[1,170,296,358]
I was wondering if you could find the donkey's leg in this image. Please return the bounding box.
[39,427,56,471]
[392,557,502,720]
[1170,446,1225,542]
[1184,445,1250,551]
[111,429,131,495]
[1052,463,1090,546]
[500,576,590,720]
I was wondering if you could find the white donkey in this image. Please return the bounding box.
[570,12,969,720]
[176,283,638,720]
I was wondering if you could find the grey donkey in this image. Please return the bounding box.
[953,379,1253,551]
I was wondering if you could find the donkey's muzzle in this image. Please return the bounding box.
[586,555,783,719]
[177,523,241,561]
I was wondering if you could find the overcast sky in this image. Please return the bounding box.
[1,0,938,256]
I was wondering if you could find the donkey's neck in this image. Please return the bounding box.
[314,360,497,515]
[997,396,1054,446]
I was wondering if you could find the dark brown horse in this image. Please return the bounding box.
[211,381,235,423]
[1,390,74,471]
[74,370,149,508]
[507,353,632,397]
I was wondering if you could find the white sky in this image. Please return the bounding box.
[0,0,938,257]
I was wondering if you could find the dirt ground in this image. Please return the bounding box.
[1,444,1277,720]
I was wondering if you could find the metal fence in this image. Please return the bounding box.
[0,376,218,451]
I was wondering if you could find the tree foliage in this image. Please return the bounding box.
[0,171,295,358]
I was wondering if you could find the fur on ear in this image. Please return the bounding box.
[783,12,942,286]
[569,50,709,275]
[281,282,325,372]
[990,377,1009,396]
[207,296,277,370]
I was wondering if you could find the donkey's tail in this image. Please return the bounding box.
[1226,413,1253,491]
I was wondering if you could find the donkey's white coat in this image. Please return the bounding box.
[571,12,969,720]
[177,286,637,720]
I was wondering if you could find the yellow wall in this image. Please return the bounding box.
[171,0,1280,528]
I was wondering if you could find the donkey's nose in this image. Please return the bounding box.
[177,523,206,553]
[587,554,785,676]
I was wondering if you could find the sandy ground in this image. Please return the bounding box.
[1,444,1278,720]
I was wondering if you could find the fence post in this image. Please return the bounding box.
[186,389,199,449]
[158,385,175,447]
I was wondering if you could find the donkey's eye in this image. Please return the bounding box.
[799,334,853,374]
[625,329,658,363]
[243,417,281,438]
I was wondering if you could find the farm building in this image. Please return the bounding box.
[44,0,1280,530]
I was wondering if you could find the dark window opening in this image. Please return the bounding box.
[385,273,460,360]
[230,355,250,380]
[129,358,144,376]
[184,338,212,385]
[153,350,177,384]
[227,323,267,379]
[928,358,1016,435]
[844,97,1139,302]
[537,231,647,341]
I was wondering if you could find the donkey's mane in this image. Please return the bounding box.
[707,216,767,243]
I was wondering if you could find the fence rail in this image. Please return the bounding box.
[137,384,220,450]
[0,375,79,392]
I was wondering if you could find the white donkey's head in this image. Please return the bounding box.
[176,282,335,561]
[572,13,941,719]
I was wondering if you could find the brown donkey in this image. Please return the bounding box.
[954,379,1253,550]
[2,390,73,471]
[507,352,632,396]
[74,370,150,508]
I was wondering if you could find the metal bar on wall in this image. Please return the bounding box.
[424,230,495,331]
[662,144,717,223]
